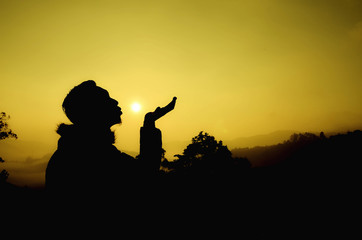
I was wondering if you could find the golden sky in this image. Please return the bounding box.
[1,0,362,158]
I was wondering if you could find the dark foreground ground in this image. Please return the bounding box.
[1,131,361,239]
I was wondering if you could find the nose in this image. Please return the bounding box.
[111,98,118,106]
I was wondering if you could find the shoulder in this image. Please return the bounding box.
[109,145,135,161]
[120,152,136,161]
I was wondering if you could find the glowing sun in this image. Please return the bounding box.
[131,102,141,112]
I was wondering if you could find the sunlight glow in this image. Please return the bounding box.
[131,102,141,113]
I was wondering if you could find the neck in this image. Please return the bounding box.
[75,124,115,144]
[78,122,111,131]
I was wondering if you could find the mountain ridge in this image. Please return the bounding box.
[225,130,297,149]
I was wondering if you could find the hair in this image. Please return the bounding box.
[62,80,98,124]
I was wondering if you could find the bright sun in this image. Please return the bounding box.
[131,102,141,112]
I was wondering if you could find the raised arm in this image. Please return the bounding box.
[139,97,177,176]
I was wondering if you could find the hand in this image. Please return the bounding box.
[153,97,177,121]
[143,97,177,127]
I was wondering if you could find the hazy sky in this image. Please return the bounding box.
[1,0,362,156]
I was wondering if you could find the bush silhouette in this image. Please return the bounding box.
[162,131,250,178]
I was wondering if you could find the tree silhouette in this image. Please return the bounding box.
[288,132,319,144]
[0,112,17,140]
[0,157,6,183]
[0,169,9,183]
[164,131,250,177]
[0,112,18,183]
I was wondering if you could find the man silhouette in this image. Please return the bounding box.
[46,80,176,194]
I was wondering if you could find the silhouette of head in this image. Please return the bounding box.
[62,80,122,128]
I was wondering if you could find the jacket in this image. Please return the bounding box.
[46,124,161,194]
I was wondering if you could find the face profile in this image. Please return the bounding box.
[62,80,122,128]
[91,86,123,128]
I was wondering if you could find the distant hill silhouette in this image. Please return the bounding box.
[0,139,55,161]
[2,153,51,188]
[226,130,297,149]
[232,130,362,172]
